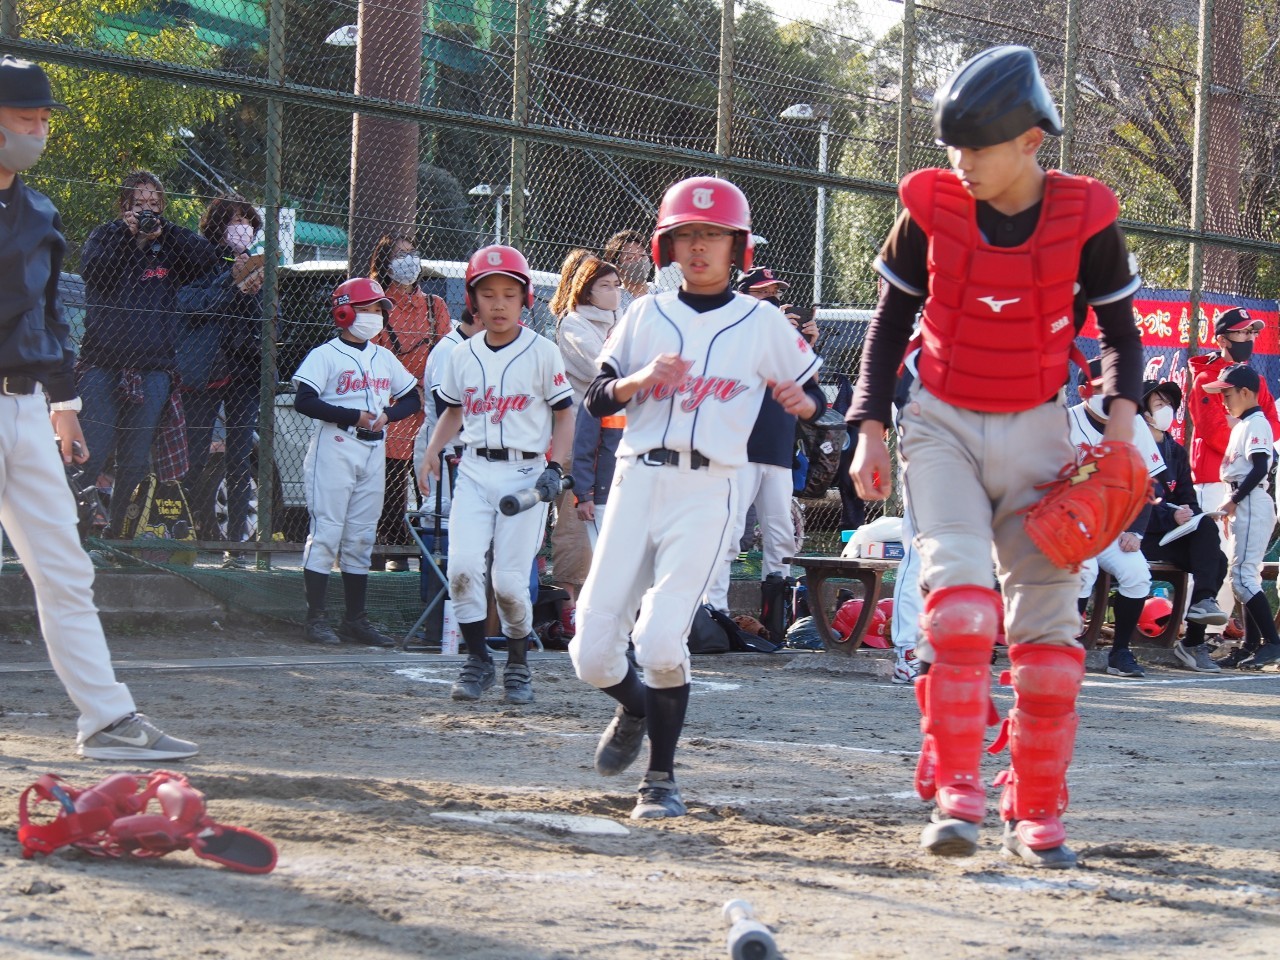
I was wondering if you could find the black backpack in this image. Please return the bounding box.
[687,604,732,654]
[794,409,848,499]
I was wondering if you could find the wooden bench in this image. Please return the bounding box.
[784,555,899,655]
[1081,562,1188,649]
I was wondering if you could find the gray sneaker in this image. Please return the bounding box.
[630,773,687,820]
[451,657,496,701]
[304,615,341,646]
[78,713,199,761]
[1186,598,1229,626]
[503,663,534,704]
[594,706,646,776]
[921,809,981,857]
[1174,641,1222,673]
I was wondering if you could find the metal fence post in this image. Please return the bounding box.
[1060,0,1080,171]
[509,0,530,249]
[717,0,734,159]
[1187,0,1215,354]
[256,0,285,568]
[0,0,18,39]
[894,0,917,182]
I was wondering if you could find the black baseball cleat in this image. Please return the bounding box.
[451,657,496,701]
[594,705,646,776]
[1214,645,1257,669]
[304,615,341,646]
[630,772,686,819]
[1239,643,1280,670]
[503,663,535,704]
[1002,821,1078,869]
[337,614,396,647]
[921,809,981,857]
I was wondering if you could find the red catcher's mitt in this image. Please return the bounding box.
[1023,441,1152,571]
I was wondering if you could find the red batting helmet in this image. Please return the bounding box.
[331,277,392,329]
[465,244,534,312]
[832,599,890,648]
[1138,597,1174,638]
[650,176,753,272]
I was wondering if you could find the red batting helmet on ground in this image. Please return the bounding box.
[1138,597,1174,638]
[465,244,534,311]
[832,599,890,648]
[651,176,753,271]
[331,277,392,328]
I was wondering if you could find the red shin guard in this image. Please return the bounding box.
[915,585,1002,823]
[995,644,1086,850]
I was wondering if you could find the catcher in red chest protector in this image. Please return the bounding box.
[849,45,1146,868]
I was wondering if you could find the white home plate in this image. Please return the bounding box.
[431,810,630,836]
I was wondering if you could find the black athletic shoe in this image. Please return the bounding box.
[1106,648,1144,678]
[1239,643,1280,670]
[594,706,646,776]
[1002,821,1078,869]
[337,614,396,647]
[503,663,534,704]
[630,773,687,820]
[304,615,340,646]
[1214,645,1257,669]
[451,658,496,701]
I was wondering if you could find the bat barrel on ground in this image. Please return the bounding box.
[722,900,777,960]
[499,474,574,517]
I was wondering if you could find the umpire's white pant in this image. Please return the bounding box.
[0,393,136,741]
[705,462,794,611]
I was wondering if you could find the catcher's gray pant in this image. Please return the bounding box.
[898,383,1080,662]
[1228,486,1276,602]
[1197,481,1236,628]
[0,393,136,741]
[705,461,794,611]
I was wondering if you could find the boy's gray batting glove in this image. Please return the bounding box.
[536,461,566,501]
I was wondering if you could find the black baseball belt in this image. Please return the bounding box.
[474,447,539,461]
[0,375,40,396]
[639,448,710,470]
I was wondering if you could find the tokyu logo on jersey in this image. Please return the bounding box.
[636,374,749,411]
[692,188,715,209]
[335,370,392,395]
[462,386,531,423]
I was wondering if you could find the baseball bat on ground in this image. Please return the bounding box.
[499,474,574,517]
[722,900,777,960]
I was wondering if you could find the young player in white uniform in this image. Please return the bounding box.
[293,278,420,646]
[571,176,824,819]
[424,246,575,705]
[414,309,482,524]
[1203,363,1280,668]
[1066,360,1166,678]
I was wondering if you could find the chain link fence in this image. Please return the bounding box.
[2,0,1278,622]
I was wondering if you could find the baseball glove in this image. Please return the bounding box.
[1023,441,1152,571]
[733,615,770,642]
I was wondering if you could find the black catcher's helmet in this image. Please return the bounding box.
[933,45,1063,149]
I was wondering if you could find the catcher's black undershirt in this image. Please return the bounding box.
[850,190,1144,427]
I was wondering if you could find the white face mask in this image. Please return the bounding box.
[1148,406,1174,432]
[591,284,622,312]
[348,312,383,341]
[1086,394,1109,420]
[389,254,421,286]
[0,123,47,173]
[224,223,256,253]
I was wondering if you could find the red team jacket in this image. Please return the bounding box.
[1187,352,1280,484]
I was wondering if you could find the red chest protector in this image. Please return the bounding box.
[901,168,1119,413]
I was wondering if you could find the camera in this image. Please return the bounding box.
[136,210,161,234]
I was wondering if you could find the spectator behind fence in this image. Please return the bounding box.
[369,234,451,572]
[602,229,652,311]
[553,257,623,610]
[175,194,265,567]
[77,170,218,538]
[548,247,593,320]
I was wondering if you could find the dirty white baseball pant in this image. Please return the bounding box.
[447,452,548,638]
[1196,481,1236,627]
[572,456,737,689]
[302,423,386,575]
[706,461,794,611]
[0,393,135,741]
[1228,487,1276,602]
[1077,538,1152,599]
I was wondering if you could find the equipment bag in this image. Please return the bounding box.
[119,475,198,565]
[687,603,732,655]
[794,408,848,499]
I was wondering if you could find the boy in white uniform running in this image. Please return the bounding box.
[293,278,420,646]
[571,176,825,819]
[1203,363,1280,668]
[424,245,575,705]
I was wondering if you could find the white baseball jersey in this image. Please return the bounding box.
[1066,404,1165,478]
[1222,408,1275,486]
[600,290,821,468]
[427,327,467,397]
[438,325,573,453]
[293,336,417,413]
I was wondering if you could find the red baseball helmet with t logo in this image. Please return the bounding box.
[331,277,392,328]
[651,176,753,272]
[465,244,535,311]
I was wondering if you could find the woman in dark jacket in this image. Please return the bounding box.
[175,195,265,565]
[77,170,218,538]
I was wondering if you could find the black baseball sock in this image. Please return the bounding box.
[1184,620,1207,647]
[1111,595,1144,651]
[341,572,367,621]
[1244,592,1280,647]
[601,663,646,717]
[505,634,529,666]
[644,683,690,780]
[304,569,330,619]
[459,619,492,662]
[1077,596,1089,615]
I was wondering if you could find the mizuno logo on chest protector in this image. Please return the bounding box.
[978,296,1020,313]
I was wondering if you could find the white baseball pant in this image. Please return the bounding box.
[1197,481,1236,627]
[705,461,794,611]
[302,423,386,574]
[1077,539,1152,600]
[1228,487,1276,602]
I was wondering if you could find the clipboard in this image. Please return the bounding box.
[1159,510,1225,547]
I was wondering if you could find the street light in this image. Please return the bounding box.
[324,24,358,47]
[469,184,529,245]
[781,102,832,304]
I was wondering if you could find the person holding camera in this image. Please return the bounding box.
[77,170,219,540]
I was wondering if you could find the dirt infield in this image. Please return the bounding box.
[1,625,1278,959]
